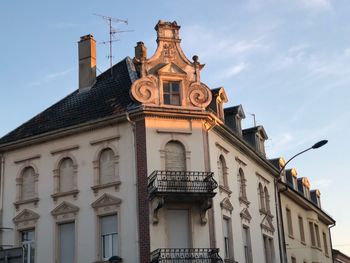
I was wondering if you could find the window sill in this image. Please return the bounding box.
[91,181,121,194]
[301,240,306,246]
[224,258,235,263]
[239,196,250,206]
[14,197,39,210]
[219,185,232,195]
[288,234,294,239]
[51,189,79,201]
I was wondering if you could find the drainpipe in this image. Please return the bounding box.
[0,155,5,246]
[328,222,336,263]
[275,177,288,263]
[125,112,140,261]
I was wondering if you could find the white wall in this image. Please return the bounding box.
[1,122,139,262]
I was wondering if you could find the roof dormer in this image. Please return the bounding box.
[224,105,245,136]
[311,189,321,208]
[297,177,310,199]
[131,21,212,109]
[285,168,298,189]
[243,125,268,156]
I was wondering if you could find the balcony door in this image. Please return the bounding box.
[167,209,190,248]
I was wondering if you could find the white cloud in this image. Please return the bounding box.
[181,25,269,61]
[312,178,332,189]
[266,132,294,156]
[220,62,247,78]
[298,0,332,11]
[29,68,75,87]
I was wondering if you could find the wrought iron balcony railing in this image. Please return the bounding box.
[150,248,223,263]
[148,171,218,198]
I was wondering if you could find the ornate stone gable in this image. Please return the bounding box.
[51,201,79,216]
[13,209,39,223]
[261,214,275,234]
[91,193,122,216]
[220,197,234,213]
[91,193,122,208]
[131,20,212,109]
[240,208,252,223]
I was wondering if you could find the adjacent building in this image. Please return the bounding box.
[270,159,335,263]
[0,20,334,263]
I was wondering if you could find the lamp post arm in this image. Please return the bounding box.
[279,146,313,176]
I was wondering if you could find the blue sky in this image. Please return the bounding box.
[1,0,349,255]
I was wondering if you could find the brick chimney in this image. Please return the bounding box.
[78,34,96,91]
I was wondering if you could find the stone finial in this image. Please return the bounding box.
[155,20,181,42]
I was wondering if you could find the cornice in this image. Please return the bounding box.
[281,183,335,225]
[0,114,127,153]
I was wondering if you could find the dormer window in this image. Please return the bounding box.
[163,81,180,105]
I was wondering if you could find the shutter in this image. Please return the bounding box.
[59,158,74,192]
[22,167,35,200]
[59,222,75,263]
[100,149,116,184]
[165,142,186,171]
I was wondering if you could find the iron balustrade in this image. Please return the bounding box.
[148,171,218,197]
[150,248,223,263]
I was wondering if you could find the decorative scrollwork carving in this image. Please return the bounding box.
[188,82,212,108]
[130,76,158,104]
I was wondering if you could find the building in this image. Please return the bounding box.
[0,20,333,263]
[333,249,350,263]
[270,159,335,263]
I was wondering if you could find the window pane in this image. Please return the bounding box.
[101,215,118,259]
[22,229,35,263]
[164,94,170,105]
[163,82,170,93]
[171,94,180,105]
[171,82,179,93]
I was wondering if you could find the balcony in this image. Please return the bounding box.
[148,171,218,224]
[150,248,223,263]
[148,170,218,200]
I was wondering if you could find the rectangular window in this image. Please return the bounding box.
[21,229,35,263]
[286,208,293,236]
[243,226,253,263]
[323,232,329,256]
[291,257,296,263]
[298,216,305,243]
[223,217,232,260]
[58,222,75,263]
[101,215,118,260]
[314,224,321,248]
[309,222,316,247]
[163,81,180,105]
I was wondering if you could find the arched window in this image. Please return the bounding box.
[238,169,247,200]
[165,141,186,171]
[21,167,36,200]
[99,148,116,184]
[218,155,228,187]
[59,158,75,193]
[258,183,265,211]
[264,187,270,213]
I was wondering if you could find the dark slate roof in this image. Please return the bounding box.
[0,57,138,145]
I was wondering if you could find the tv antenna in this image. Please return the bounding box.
[94,13,133,73]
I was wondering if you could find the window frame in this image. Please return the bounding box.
[286,208,293,237]
[222,216,234,260]
[162,81,181,106]
[100,214,119,261]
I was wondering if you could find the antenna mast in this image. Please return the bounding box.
[94,14,132,74]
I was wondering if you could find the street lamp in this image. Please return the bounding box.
[275,139,328,263]
[278,140,328,176]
